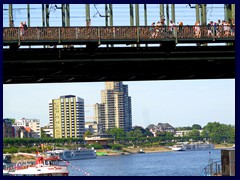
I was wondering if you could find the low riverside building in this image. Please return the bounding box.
[85,134,114,146]
[174,130,203,137]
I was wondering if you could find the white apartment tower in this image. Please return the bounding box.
[49,95,85,138]
[94,82,132,132]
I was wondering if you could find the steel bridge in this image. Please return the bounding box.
[3,26,235,84]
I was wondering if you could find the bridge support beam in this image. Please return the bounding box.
[201,4,207,25]
[86,4,91,26]
[109,4,113,26]
[109,4,113,47]
[171,4,175,24]
[45,4,49,27]
[42,4,45,27]
[9,4,14,27]
[62,4,65,27]
[129,4,134,26]
[135,4,140,47]
[66,4,70,26]
[195,4,200,23]
[225,4,233,21]
[160,4,164,21]
[166,4,169,25]
[27,4,30,27]
[231,4,235,20]
[129,4,134,47]
[105,4,108,26]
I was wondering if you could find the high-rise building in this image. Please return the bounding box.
[94,82,132,132]
[49,95,85,138]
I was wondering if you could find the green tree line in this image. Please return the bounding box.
[3,122,234,151]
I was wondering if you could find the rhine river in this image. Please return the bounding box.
[67,149,221,176]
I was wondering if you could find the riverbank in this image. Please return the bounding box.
[96,146,172,156]
[9,143,234,162]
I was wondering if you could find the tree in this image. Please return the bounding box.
[144,128,154,137]
[126,129,144,138]
[106,128,125,139]
[41,128,50,138]
[186,129,200,141]
[84,130,93,137]
[192,124,202,130]
[202,122,235,144]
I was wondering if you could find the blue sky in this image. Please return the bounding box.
[3,4,235,128]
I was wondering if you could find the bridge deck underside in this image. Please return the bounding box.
[3,46,235,84]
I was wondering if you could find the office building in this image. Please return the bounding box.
[49,95,85,138]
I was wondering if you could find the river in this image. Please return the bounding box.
[66,149,221,176]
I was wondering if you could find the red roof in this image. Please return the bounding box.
[24,127,31,133]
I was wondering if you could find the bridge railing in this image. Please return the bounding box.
[3,25,235,44]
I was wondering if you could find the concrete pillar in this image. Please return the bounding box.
[221,149,235,176]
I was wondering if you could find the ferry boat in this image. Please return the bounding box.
[185,143,215,150]
[172,142,215,151]
[7,155,69,176]
[48,148,97,161]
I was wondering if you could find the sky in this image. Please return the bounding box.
[3,80,235,128]
[3,4,235,128]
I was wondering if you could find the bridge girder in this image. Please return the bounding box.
[3,46,235,84]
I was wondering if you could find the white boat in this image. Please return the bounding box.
[3,163,10,176]
[7,155,69,176]
[48,148,97,161]
[172,144,186,151]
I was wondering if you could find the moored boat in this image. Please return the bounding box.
[172,144,186,151]
[7,155,69,176]
[48,148,97,161]
[138,149,145,153]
